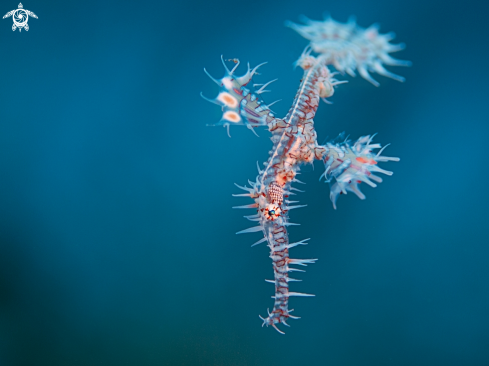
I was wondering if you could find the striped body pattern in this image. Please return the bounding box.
[202,15,408,334]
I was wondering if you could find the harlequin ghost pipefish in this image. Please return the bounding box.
[201,15,409,334]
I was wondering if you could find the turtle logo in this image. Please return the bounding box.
[3,3,37,32]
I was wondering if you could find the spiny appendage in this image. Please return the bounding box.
[233,177,315,334]
[286,15,411,86]
[201,56,284,137]
[317,133,400,209]
[259,223,316,334]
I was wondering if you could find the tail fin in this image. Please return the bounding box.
[287,15,411,86]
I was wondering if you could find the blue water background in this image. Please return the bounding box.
[0,0,488,365]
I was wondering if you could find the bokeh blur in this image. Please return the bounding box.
[0,0,488,365]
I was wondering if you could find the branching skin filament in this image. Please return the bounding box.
[202,15,409,334]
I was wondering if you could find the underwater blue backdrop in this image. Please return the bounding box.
[0,0,488,365]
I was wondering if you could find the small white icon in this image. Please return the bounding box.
[3,3,37,32]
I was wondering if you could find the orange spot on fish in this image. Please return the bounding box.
[218,92,238,108]
[356,157,377,165]
[223,111,241,122]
